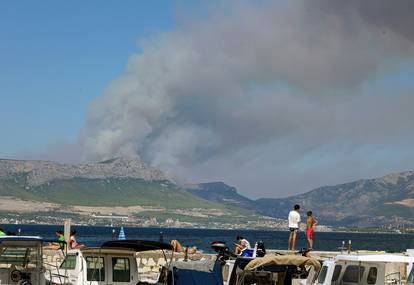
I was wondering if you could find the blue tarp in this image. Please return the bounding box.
[173,261,223,285]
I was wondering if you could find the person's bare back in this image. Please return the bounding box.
[307,216,316,229]
[306,211,318,249]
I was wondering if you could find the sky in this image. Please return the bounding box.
[1,0,414,198]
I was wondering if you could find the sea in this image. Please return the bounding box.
[1,224,413,253]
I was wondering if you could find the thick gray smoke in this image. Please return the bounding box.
[81,0,414,197]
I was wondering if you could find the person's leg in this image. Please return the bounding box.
[291,231,297,251]
[188,246,197,254]
[171,240,184,252]
[288,231,293,250]
[170,240,177,251]
[309,229,314,249]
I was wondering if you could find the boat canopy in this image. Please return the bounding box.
[100,239,173,252]
[80,247,138,254]
[336,254,414,263]
[0,236,66,244]
[244,255,321,272]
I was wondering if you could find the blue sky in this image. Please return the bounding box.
[0,0,174,157]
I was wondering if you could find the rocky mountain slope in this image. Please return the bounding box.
[0,157,219,208]
[2,157,414,226]
[255,171,414,226]
[0,156,167,186]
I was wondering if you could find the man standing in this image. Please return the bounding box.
[288,204,301,250]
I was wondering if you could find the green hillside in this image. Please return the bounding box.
[0,177,225,209]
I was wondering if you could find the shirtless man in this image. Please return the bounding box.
[306,210,318,250]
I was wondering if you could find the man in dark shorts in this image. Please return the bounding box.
[288,204,301,250]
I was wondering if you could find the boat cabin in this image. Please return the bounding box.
[49,239,172,285]
[312,254,414,285]
[0,236,64,285]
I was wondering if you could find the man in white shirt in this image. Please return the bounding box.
[288,204,301,250]
[234,235,251,254]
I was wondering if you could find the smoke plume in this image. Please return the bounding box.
[81,0,414,197]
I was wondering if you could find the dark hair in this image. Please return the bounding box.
[298,248,310,256]
[307,210,313,216]
[0,228,4,232]
[294,204,300,210]
[56,230,63,235]
[71,230,77,235]
[236,235,244,240]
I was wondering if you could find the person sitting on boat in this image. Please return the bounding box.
[69,230,85,249]
[0,228,6,236]
[234,235,251,255]
[170,239,197,254]
[43,230,65,250]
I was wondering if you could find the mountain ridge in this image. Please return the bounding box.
[0,156,168,186]
[184,181,256,209]
[254,170,414,226]
[1,157,414,226]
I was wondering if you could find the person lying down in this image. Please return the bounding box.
[170,239,197,254]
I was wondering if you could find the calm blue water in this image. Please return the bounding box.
[1,224,413,253]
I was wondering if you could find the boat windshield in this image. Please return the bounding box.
[0,246,41,269]
[60,254,77,270]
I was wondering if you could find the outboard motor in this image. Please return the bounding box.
[211,241,236,262]
[211,241,227,254]
[256,240,266,257]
